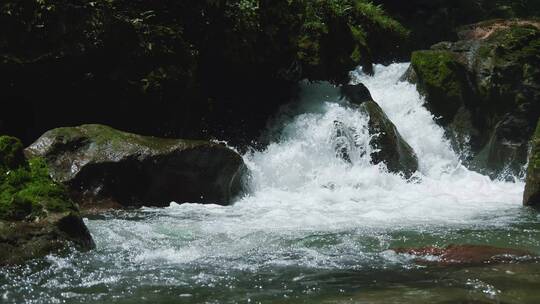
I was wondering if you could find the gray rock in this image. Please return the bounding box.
[25,124,246,210]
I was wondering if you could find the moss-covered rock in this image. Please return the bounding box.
[0,135,94,265]
[524,120,540,207]
[25,124,247,210]
[406,20,540,179]
[410,50,472,125]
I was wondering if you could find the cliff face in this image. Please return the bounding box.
[406,20,540,179]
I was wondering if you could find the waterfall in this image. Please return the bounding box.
[229,63,523,230]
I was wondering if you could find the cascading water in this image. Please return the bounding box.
[1,64,539,304]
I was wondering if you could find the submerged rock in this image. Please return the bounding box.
[25,124,246,210]
[0,136,94,265]
[393,244,536,266]
[406,20,540,178]
[524,120,540,207]
[339,83,419,178]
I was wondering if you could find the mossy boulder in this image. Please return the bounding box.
[406,20,540,179]
[362,101,419,178]
[409,50,473,125]
[25,125,246,210]
[0,136,94,265]
[524,120,540,207]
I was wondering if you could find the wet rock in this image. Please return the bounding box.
[524,120,540,207]
[0,213,94,266]
[25,124,246,210]
[340,83,374,105]
[393,244,536,266]
[0,136,94,265]
[339,83,419,178]
[406,20,540,178]
[362,101,419,178]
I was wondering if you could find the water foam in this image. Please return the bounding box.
[229,63,523,231]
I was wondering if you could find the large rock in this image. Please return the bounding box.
[362,101,419,178]
[524,120,540,207]
[339,84,419,178]
[406,20,540,178]
[0,136,94,265]
[0,213,95,265]
[25,124,246,210]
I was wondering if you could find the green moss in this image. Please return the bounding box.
[411,50,470,122]
[0,139,76,221]
[475,24,540,111]
[0,136,26,171]
[49,124,207,153]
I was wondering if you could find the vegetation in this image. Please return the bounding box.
[371,0,540,59]
[0,136,76,220]
[0,0,406,147]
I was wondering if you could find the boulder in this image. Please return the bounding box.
[524,120,540,207]
[362,101,419,178]
[0,213,95,265]
[340,83,374,105]
[393,244,536,266]
[406,20,540,179]
[25,124,246,210]
[339,83,419,178]
[0,136,94,265]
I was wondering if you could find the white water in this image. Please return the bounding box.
[170,63,523,231]
[119,63,525,265]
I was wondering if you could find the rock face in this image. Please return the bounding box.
[0,136,94,265]
[393,244,536,266]
[406,20,540,178]
[339,84,419,178]
[524,120,540,207]
[25,124,246,209]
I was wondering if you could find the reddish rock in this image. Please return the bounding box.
[393,244,536,266]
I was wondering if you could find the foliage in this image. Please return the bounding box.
[0,136,76,220]
[0,0,406,146]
